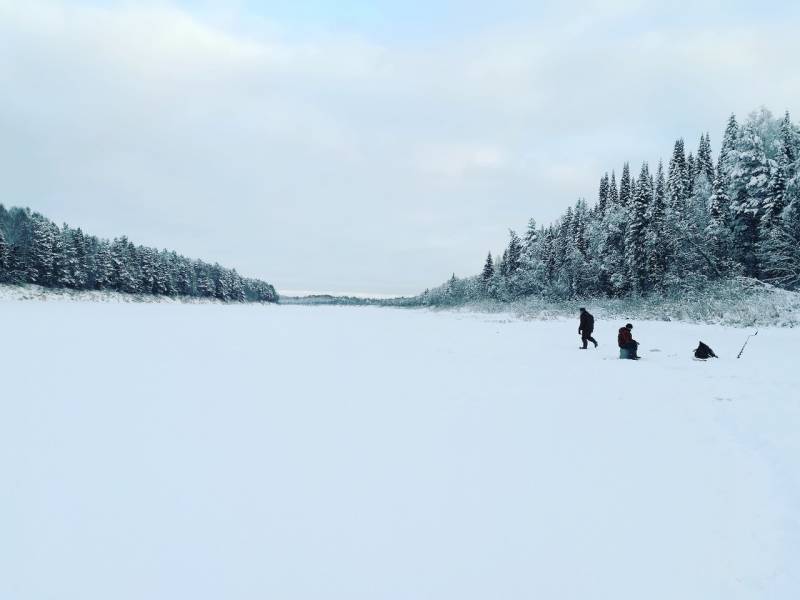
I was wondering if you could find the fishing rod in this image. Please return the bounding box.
[737,330,758,359]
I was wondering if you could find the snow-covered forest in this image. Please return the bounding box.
[422,109,800,305]
[0,205,277,302]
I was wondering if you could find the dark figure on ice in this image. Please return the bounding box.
[578,308,598,349]
[618,323,640,359]
[694,341,718,360]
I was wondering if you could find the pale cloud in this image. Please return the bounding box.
[416,143,508,178]
[1,0,799,294]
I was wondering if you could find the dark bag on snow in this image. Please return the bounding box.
[694,341,717,360]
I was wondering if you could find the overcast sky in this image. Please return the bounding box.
[1,0,799,295]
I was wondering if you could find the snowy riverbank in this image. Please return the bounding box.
[427,279,800,328]
[0,283,274,305]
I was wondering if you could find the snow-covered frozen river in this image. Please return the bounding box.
[2,302,799,599]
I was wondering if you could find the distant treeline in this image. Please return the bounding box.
[420,108,800,306]
[0,205,277,303]
[280,294,416,307]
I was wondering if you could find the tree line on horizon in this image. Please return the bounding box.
[421,107,800,305]
[0,205,278,303]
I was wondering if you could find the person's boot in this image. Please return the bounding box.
[593,340,598,348]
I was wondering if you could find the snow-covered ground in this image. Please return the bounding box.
[2,301,798,600]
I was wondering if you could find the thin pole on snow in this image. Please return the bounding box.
[736,330,758,359]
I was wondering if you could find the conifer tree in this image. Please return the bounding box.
[619,163,632,207]
[719,114,739,179]
[53,225,76,288]
[71,227,88,288]
[697,133,715,183]
[608,171,618,206]
[626,163,651,291]
[569,199,591,296]
[707,158,732,268]
[93,241,113,289]
[646,160,668,288]
[730,117,770,276]
[686,152,696,197]
[0,229,8,279]
[498,249,508,277]
[523,218,538,248]
[665,138,689,273]
[598,173,609,214]
[481,252,494,282]
[29,216,56,284]
[506,230,522,275]
[573,200,589,257]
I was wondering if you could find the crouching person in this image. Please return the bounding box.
[618,323,640,360]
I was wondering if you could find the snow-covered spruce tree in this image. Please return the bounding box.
[608,171,618,207]
[706,158,734,271]
[597,168,628,295]
[196,263,215,297]
[539,227,556,293]
[759,113,796,239]
[645,160,667,289]
[550,207,574,297]
[150,250,169,296]
[665,138,690,280]
[230,269,246,302]
[719,114,740,178]
[697,133,715,184]
[53,225,76,288]
[685,152,696,198]
[212,264,230,301]
[598,173,609,214]
[619,163,632,207]
[29,215,57,285]
[176,259,194,296]
[758,191,800,289]
[626,162,651,292]
[71,227,88,289]
[573,200,589,258]
[111,238,137,293]
[506,229,522,276]
[92,241,113,289]
[686,159,715,277]
[516,220,547,297]
[0,228,8,280]
[481,252,494,283]
[523,218,538,249]
[759,111,800,284]
[729,111,774,278]
[486,262,506,300]
[498,248,508,278]
[569,199,592,296]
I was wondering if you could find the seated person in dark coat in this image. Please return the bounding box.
[617,323,639,359]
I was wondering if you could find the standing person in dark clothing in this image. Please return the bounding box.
[578,308,598,349]
[618,323,640,359]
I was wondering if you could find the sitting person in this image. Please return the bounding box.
[618,323,640,359]
[694,341,718,360]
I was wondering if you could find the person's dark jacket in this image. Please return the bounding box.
[618,327,634,348]
[579,311,594,334]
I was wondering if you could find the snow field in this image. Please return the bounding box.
[1,302,798,599]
